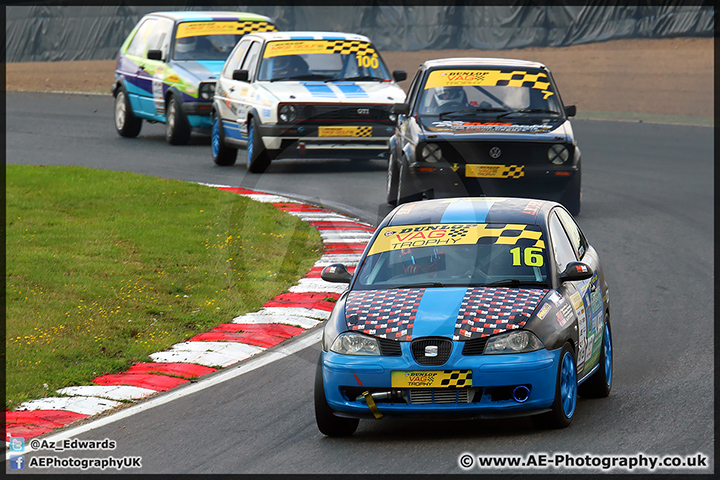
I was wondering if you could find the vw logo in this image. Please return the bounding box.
[425,345,438,357]
[357,108,370,115]
[489,147,502,159]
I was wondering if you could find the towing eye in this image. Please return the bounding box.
[361,391,384,419]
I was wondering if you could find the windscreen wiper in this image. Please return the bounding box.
[392,282,445,289]
[438,107,508,119]
[479,279,550,288]
[270,74,333,82]
[496,108,560,118]
[329,75,387,82]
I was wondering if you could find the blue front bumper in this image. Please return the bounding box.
[322,346,561,419]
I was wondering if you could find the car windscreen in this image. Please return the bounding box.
[256,39,392,82]
[172,20,276,61]
[354,223,550,289]
[417,68,564,117]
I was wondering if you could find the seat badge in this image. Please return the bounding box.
[425,345,438,357]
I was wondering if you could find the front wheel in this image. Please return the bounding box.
[578,317,612,398]
[114,86,142,138]
[165,95,191,145]
[396,158,422,205]
[211,113,238,166]
[246,116,271,173]
[314,356,359,437]
[534,342,577,429]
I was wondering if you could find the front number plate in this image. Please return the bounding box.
[318,126,372,137]
[391,370,472,388]
[466,164,524,178]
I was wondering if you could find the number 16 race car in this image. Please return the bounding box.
[315,197,612,436]
[387,58,582,214]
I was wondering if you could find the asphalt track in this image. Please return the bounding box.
[5,92,714,474]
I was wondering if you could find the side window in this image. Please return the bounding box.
[405,69,424,112]
[223,40,251,79]
[127,18,157,57]
[146,18,173,58]
[555,208,588,259]
[239,42,262,78]
[549,212,577,273]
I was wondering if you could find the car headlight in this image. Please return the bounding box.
[389,113,397,122]
[330,332,381,356]
[421,143,442,163]
[548,144,569,165]
[484,330,543,354]
[278,104,298,123]
[199,82,215,101]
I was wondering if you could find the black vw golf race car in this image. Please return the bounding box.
[387,58,582,215]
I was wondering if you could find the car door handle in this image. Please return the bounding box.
[229,87,235,92]
[139,65,145,71]
[590,283,597,292]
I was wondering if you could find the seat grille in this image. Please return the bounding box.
[411,337,452,366]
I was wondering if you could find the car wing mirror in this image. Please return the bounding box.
[147,49,163,61]
[321,264,352,283]
[392,70,407,82]
[391,103,410,115]
[232,69,249,82]
[564,105,577,117]
[559,262,593,282]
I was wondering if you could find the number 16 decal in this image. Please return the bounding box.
[509,246,544,267]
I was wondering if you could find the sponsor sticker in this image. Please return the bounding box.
[263,39,376,58]
[318,126,372,137]
[466,164,524,179]
[536,303,552,320]
[430,120,554,134]
[176,21,276,38]
[424,69,553,97]
[367,223,545,255]
[391,370,472,388]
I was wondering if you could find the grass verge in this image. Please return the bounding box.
[5,165,323,408]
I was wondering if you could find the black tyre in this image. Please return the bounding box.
[314,355,359,437]
[165,95,191,145]
[533,342,577,429]
[113,85,142,138]
[396,157,422,205]
[562,170,581,216]
[211,112,238,166]
[246,116,271,173]
[578,317,613,398]
[386,151,399,206]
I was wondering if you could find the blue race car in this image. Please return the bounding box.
[315,197,612,436]
[112,11,276,145]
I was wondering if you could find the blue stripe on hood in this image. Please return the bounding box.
[336,83,368,98]
[411,287,468,338]
[303,84,337,98]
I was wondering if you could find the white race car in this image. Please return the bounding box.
[211,31,407,172]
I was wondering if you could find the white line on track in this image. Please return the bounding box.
[5,329,322,459]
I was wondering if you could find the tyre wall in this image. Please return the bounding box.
[5,4,715,62]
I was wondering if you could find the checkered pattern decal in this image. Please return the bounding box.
[356,126,373,137]
[439,370,472,387]
[237,21,277,34]
[345,289,425,341]
[454,287,549,340]
[325,40,377,57]
[494,71,550,90]
[500,165,524,178]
